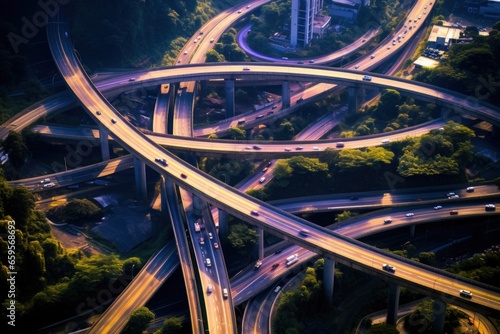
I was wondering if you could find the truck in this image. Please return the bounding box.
[194,222,201,232]
[286,253,299,266]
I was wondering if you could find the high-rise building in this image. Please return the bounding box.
[291,0,324,48]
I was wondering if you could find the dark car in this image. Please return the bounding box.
[272,263,280,269]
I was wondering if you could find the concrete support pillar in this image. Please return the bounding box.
[218,209,228,237]
[134,158,147,201]
[159,177,168,214]
[257,227,264,260]
[225,79,235,118]
[409,224,415,238]
[99,126,110,161]
[281,81,290,108]
[348,87,359,113]
[432,299,446,334]
[323,258,335,306]
[386,283,400,325]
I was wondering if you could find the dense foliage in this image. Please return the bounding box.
[47,198,103,225]
[403,299,467,334]
[448,251,500,287]
[123,306,155,334]
[70,0,221,68]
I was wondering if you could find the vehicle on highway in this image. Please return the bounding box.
[155,157,167,166]
[206,258,211,267]
[370,54,375,59]
[274,286,281,293]
[194,222,201,233]
[213,242,219,249]
[238,118,245,124]
[446,192,456,197]
[466,186,475,192]
[308,59,315,63]
[297,97,304,102]
[272,263,279,269]
[383,218,393,224]
[313,146,320,151]
[362,75,372,81]
[111,118,117,124]
[434,205,443,210]
[450,210,459,215]
[406,213,414,217]
[272,104,278,109]
[208,232,213,239]
[128,78,136,82]
[41,178,51,184]
[243,67,250,70]
[237,10,242,13]
[250,210,259,216]
[299,229,310,236]
[256,114,264,119]
[96,110,101,115]
[336,142,345,148]
[43,182,55,188]
[382,264,396,273]
[275,249,282,254]
[354,65,360,69]
[254,260,263,269]
[460,289,472,298]
[181,173,187,179]
[223,288,229,298]
[284,148,291,151]
[199,237,204,245]
[267,161,273,166]
[281,57,288,60]
[262,167,268,172]
[286,253,299,266]
[295,146,303,150]
[448,194,459,199]
[253,145,261,150]
[210,38,214,43]
[485,204,496,211]
[207,285,213,294]
[259,176,266,183]
[381,139,390,144]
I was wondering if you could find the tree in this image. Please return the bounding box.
[123,306,155,334]
[205,49,225,62]
[376,89,401,119]
[157,316,184,333]
[2,131,29,170]
[366,323,399,334]
[227,223,258,258]
[228,126,246,140]
[5,186,36,230]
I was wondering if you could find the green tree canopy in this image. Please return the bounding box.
[123,306,155,334]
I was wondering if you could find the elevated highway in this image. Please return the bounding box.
[47,17,500,323]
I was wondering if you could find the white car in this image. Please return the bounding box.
[259,177,266,183]
[313,146,320,151]
[405,213,415,217]
[381,139,390,144]
[433,205,443,210]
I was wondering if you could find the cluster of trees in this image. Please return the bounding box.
[448,250,500,287]
[273,259,329,333]
[123,307,187,334]
[70,0,223,67]
[206,28,247,62]
[414,21,500,106]
[47,198,103,225]
[256,121,478,199]
[199,156,255,186]
[403,299,467,334]
[340,89,440,138]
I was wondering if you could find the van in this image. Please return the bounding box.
[222,288,228,298]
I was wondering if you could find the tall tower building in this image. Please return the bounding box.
[291,0,324,48]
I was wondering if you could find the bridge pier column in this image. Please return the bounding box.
[409,224,415,238]
[281,81,290,108]
[432,299,446,334]
[218,209,228,237]
[348,87,359,113]
[99,126,110,161]
[134,158,147,201]
[257,227,264,260]
[225,79,235,118]
[159,177,169,214]
[386,283,400,325]
[323,258,335,306]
